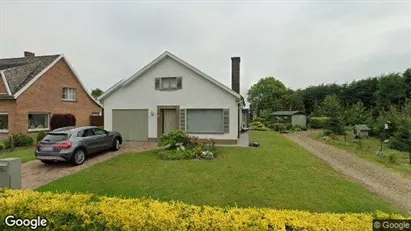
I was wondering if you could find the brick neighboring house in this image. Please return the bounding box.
[0,51,102,139]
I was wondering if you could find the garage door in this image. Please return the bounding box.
[112,109,148,141]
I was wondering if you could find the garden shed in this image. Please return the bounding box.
[353,124,371,137]
[271,111,307,128]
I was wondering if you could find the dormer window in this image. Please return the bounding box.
[155,77,182,91]
[63,88,77,101]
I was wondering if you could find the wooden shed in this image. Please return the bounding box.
[271,111,307,128]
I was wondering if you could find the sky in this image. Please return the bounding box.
[0,0,410,98]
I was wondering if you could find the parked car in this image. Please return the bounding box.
[35,126,122,165]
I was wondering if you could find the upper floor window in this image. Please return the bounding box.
[155,77,182,91]
[63,88,77,101]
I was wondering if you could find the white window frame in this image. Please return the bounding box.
[28,113,50,132]
[160,77,178,90]
[62,88,77,101]
[186,109,224,134]
[0,113,9,133]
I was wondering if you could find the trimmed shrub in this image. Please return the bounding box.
[3,133,33,149]
[36,131,47,143]
[250,121,264,128]
[158,130,191,149]
[0,190,405,230]
[252,117,266,123]
[50,114,76,130]
[309,117,330,129]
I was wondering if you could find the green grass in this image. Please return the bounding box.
[38,131,399,213]
[0,147,36,163]
[308,132,411,178]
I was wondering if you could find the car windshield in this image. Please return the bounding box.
[42,133,69,142]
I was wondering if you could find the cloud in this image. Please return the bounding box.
[1,1,409,97]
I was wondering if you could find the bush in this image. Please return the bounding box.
[36,131,47,143]
[3,133,33,149]
[285,123,293,130]
[323,129,332,137]
[158,130,191,149]
[0,190,405,231]
[0,144,3,151]
[293,125,303,131]
[50,114,76,130]
[387,152,398,164]
[270,123,286,132]
[309,117,330,129]
[250,121,264,128]
[252,117,266,123]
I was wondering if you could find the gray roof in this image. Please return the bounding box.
[271,111,305,116]
[354,124,371,131]
[0,55,60,96]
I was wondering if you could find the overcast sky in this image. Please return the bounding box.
[0,0,410,97]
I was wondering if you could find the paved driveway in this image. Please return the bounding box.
[22,142,158,189]
[284,131,411,212]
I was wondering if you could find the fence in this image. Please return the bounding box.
[90,115,104,127]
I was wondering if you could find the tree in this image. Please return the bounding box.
[403,68,411,99]
[317,94,343,119]
[344,101,373,126]
[91,88,104,99]
[278,90,305,111]
[375,73,406,111]
[247,77,288,116]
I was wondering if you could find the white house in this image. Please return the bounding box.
[98,51,245,144]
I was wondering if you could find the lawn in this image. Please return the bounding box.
[0,147,35,163]
[38,131,399,213]
[308,132,411,178]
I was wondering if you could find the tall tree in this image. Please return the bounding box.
[91,88,104,99]
[247,77,288,116]
[317,94,343,119]
[375,73,406,111]
[344,101,372,126]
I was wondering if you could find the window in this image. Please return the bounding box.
[155,77,182,90]
[186,109,224,134]
[0,114,8,132]
[62,88,77,101]
[28,113,50,131]
[81,129,95,137]
[43,133,69,142]
[93,128,106,135]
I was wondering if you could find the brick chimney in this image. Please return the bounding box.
[231,57,240,94]
[24,51,35,57]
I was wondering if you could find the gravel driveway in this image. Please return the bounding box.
[22,142,158,189]
[284,131,411,212]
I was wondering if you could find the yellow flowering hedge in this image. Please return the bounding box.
[0,190,407,230]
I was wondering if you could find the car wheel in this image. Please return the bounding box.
[40,160,54,165]
[113,138,121,151]
[71,149,86,166]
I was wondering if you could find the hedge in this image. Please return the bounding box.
[50,114,76,130]
[309,117,330,129]
[0,190,406,230]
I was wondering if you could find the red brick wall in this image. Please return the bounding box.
[0,77,8,93]
[0,58,101,138]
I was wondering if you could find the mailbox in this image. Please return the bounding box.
[0,158,21,189]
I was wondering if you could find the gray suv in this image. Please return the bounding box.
[35,126,122,165]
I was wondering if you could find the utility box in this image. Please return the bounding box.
[0,158,21,189]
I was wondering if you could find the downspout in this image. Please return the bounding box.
[238,102,241,139]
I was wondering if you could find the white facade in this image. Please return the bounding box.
[102,55,241,140]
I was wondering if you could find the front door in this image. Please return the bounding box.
[163,109,177,134]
